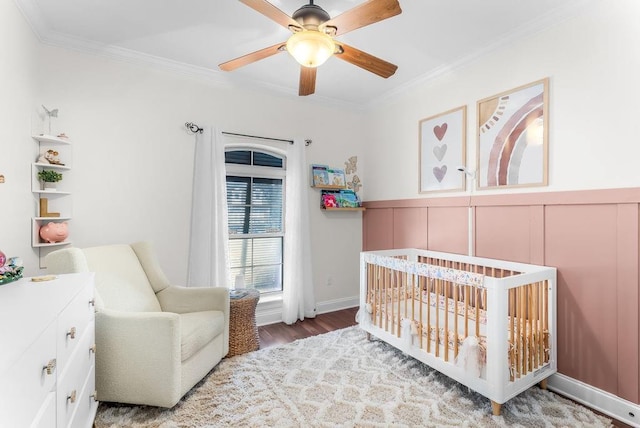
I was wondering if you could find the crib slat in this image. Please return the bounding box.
[532,282,538,369]
[543,279,549,363]
[427,278,431,354]
[383,265,388,332]
[464,285,469,339]
[527,284,533,373]
[419,274,424,350]
[444,267,450,362]
[520,285,525,377]
[509,287,515,381]
[515,286,521,378]
[538,281,543,366]
[435,272,440,358]
[453,282,459,358]
[391,270,401,337]
[475,286,480,338]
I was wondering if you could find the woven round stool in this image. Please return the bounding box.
[227,288,260,357]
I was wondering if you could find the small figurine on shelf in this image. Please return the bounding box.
[42,105,58,135]
[0,249,24,285]
[37,149,65,166]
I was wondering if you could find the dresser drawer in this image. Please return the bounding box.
[69,364,97,428]
[57,322,95,428]
[31,391,56,428]
[57,283,95,371]
[0,321,57,428]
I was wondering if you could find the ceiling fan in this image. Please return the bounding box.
[219,0,402,96]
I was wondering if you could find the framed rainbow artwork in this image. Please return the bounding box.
[477,78,549,189]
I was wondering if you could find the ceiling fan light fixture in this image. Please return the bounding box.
[286,31,335,68]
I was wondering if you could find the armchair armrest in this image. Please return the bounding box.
[156,286,230,315]
[95,309,182,407]
[156,286,230,357]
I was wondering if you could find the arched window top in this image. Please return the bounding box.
[225,149,284,169]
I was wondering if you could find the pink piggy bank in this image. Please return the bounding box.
[39,222,69,243]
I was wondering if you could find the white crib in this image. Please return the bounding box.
[358,248,557,415]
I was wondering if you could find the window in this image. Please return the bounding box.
[225,149,285,294]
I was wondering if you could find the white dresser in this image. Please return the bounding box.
[0,272,97,428]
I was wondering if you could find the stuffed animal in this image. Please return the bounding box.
[344,156,358,174]
[347,175,362,193]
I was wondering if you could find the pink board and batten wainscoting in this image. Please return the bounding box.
[362,187,640,406]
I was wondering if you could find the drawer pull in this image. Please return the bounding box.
[42,358,57,375]
[90,390,98,402]
[89,298,95,307]
[67,326,76,339]
[90,344,97,354]
[67,390,77,403]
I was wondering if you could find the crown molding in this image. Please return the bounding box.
[365,0,597,109]
[15,0,595,112]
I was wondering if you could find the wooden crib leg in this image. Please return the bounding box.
[491,401,502,416]
[539,378,548,390]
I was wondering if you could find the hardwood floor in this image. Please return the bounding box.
[257,307,630,427]
[258,306,358,348]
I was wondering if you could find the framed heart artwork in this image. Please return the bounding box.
[419,106,467,193]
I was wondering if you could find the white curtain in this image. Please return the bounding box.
[187,127,231,288]
[282,139,316,324]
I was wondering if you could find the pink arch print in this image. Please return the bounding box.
[486,93,544,186]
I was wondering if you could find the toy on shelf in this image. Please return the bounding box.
[39,221,69,243]
[37,149,65,165]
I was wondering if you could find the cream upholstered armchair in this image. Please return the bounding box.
[45,242,229,408]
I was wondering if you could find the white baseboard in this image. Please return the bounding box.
[548,373,640,427]
[256,295,359,327]
[315,296,359,316]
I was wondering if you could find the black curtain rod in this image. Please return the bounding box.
[222,131,294,145]
[185,122,312,146]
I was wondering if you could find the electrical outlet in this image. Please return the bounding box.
[326,275,333,286]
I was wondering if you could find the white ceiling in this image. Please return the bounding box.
[16,0,590,108]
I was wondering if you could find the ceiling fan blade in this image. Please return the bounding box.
[320,0,401,36]
[299,66,317,96]
[334,42,397,78]
[239,0,300,30]
[219,42,285,71]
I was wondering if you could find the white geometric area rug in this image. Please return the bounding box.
[95,326,612,427]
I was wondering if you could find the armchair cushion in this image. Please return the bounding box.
[84,245,161,312]
[180,311,225,361]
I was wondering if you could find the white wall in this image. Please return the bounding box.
[34,45,366,306]
[8,0,637,315]
[364,1,640,201]
[0,0,41,271]
[2,0,366,311]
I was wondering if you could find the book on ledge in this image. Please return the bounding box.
[229,289,248,299]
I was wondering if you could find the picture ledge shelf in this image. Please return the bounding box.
[32,134,72,145]
[322,207,366,211]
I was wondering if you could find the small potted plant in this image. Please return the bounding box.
[38,169,63,190]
